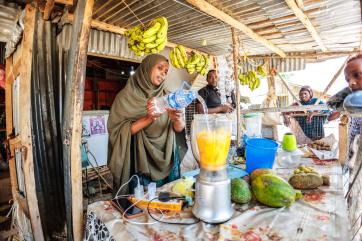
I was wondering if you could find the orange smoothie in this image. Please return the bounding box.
[196,129,231,171]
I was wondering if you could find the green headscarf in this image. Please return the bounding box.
[107,54,175,194]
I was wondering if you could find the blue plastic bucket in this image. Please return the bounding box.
[245,138,278,173]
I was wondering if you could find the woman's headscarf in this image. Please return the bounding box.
[107,54,175,194]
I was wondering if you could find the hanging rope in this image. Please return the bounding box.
[122,0,145,27]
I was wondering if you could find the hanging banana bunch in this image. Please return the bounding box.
[256,64,267,77]
[125,17,168,56]
[238,70,261,91]
[170,45,188,69]
[184,51,209,75]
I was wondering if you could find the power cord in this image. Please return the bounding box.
[147,196,200,225]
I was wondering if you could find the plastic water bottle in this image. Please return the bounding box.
[154,82,197,113]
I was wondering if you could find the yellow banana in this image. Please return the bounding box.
[170,50,181,68]
[136,43,145,50]
[151,48,158,54]
[156,17,168,40]
[187,52,199,65]
[142,34,157,43]
[176,45,188,63]
[145,42,158,49]
[156,37,167,51]
[143,21,161,38]
[174,47,185,68]
[155,33,167,45]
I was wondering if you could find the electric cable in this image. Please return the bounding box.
[147,196,200,225]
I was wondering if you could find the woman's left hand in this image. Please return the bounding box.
[166,108,185,132]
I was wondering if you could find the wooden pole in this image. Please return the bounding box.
[231,28,241,145]
[20,5,45,241]
[62,0,94,240]
[275,70,301,105]
[338,115,349,164]
[315,56,350,105]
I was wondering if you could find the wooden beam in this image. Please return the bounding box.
[296,0,304,9]
[55,0,73,5]
[20,5,45,241]
[247,50,361,59]
[315,56,349,105]
[66,14,207,55]
[240,104,329,114]
[62,0,94,240]
[285,0,327,52]
[275,70,301,105]
[43,0,55,20]
[185,0,286,57]
[231,28,241,146]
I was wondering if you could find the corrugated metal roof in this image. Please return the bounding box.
[0,3,21,42]
[58,24,142,62]
[91,0,361,56]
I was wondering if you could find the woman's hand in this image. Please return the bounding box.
[166,108,185,132]
[166,108,183,122]
[146,98,162,121]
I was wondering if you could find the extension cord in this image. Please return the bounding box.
[129,197,183,211]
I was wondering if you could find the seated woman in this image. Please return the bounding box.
[284,86,333,143]
[107,54,185,195]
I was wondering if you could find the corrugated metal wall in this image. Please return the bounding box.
[58,24,142,62]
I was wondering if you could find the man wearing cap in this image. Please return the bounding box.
[284,86,333,141]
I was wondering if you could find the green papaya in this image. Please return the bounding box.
[231,178,252,204]
[251,174,302,207]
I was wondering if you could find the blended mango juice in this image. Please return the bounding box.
[196,129,231,171]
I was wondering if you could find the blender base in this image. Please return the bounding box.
[192,178,233,223]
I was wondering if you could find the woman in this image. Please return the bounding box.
[284,86,332,142]
[107,54,185,195]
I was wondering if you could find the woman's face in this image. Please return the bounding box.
[150,60,169,86]
[299,90,311,102]
[345,58,362,92]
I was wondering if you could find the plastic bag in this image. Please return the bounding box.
[261,95,281,126]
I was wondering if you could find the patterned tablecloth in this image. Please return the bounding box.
[84,157,350,241]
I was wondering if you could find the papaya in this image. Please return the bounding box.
[250,169,274,182]
[251,174,302,207]
[231,178,252,204]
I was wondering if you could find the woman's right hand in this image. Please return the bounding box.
[146,98,162,121]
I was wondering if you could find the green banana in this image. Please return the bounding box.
[143,21,161,38]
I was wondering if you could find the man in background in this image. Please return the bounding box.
[196,69,234,114]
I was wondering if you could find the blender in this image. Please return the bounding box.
[191,114,234,223]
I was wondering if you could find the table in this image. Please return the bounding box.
[84,156,350,241]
